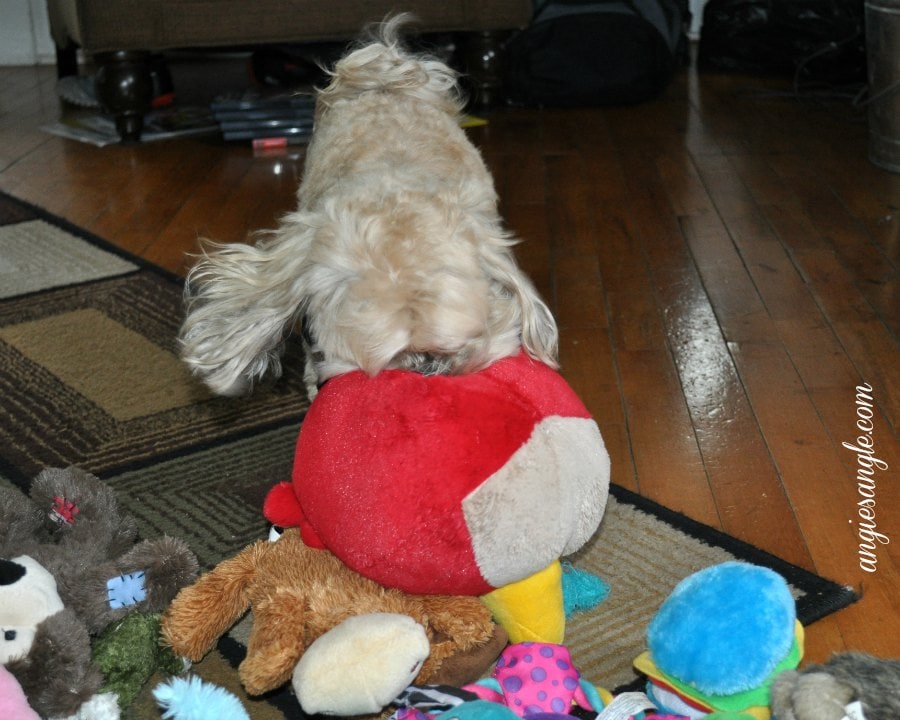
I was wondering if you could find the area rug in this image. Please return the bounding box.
[0,191,859,719]
[0,192,310,489]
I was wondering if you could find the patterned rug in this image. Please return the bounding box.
[0,191,859,719]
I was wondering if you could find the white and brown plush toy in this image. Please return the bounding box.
[0,467,198,718]
[0,553,106,717]
[0,556,64,667]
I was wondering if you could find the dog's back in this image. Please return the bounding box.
[293,18,558,380]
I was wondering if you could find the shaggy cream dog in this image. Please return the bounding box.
[179,17,558,396]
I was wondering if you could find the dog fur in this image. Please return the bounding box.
[179,16,558,396]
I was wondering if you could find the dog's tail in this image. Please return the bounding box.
[316,14,464,116]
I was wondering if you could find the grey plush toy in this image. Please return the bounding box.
[0,466,198,718]
[771,651,900,720]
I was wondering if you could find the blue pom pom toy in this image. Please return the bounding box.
[154,676,250,720]
[647,561,796,695]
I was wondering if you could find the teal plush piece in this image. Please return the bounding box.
[561,562,609,617]
[436,700,520,719]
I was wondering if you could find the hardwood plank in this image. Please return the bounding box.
[558,326,636,493]
[544,152,603,258]
[622,151,812,565]
[731,342,900,658]
[679,211,774,343]
[505,202,554,303]
[615,348,719,525]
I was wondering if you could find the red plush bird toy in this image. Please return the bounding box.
[265,352,610,643]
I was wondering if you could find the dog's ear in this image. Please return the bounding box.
[179,227,315,395]
[518,287,559,368]
[479,240,559,369]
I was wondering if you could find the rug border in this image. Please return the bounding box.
[608,484,860,624]
[0,190,183,288]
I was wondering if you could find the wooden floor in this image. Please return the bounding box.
[1,56,897,665]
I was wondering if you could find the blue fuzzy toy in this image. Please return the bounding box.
[561,562,609,617]
[154,676,250,720]
[646,561,797,696]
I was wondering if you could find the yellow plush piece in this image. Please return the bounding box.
[481,560,565,644]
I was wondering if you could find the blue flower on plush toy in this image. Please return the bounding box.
[106,570,147,608]
[647,561,796,696]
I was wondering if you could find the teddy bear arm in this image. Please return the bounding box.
[161,544,259,661]
[240,592,309,695]
[411,596,500,685]
[414,632,486,686]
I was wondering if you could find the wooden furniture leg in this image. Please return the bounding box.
[55,41,79,78]
[462,30,510,108]
[93,50,155,143]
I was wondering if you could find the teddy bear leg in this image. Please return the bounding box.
[292,613,430,717]
[240,592,308,696]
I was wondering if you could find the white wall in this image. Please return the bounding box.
[0,0,56,65]
[689,0,705,39]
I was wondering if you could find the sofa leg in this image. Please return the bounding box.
[461,30,509,109]
[55,41,79,79]
[93,50,154,144]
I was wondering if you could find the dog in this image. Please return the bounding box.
[179,16,558,396]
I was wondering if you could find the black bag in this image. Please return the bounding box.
[503,0,689,107]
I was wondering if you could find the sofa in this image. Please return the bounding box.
[47,0,534,142]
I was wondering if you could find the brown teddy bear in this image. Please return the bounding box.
[161,526,507,716]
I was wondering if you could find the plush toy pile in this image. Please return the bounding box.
[159,350,614,716]
[265,351,612,645]
[0,466,198,719]
[7,358,893,720]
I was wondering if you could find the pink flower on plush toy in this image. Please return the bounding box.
[465,643,596,716]
[50,495,79,525]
